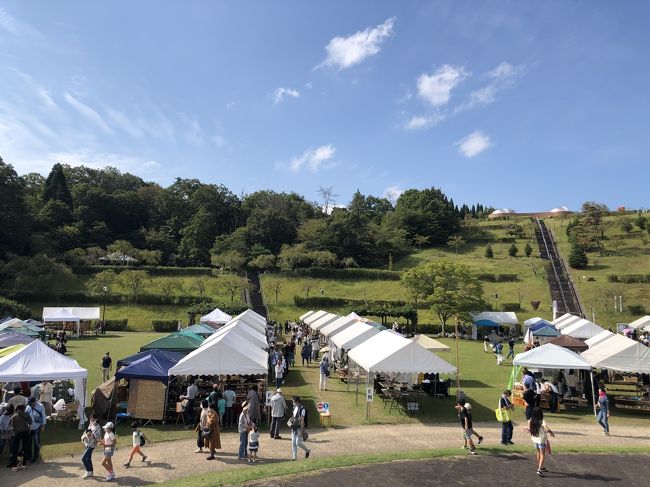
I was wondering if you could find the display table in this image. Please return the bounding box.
[614,396,650,412]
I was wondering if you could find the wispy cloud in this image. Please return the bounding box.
[64,92,113,134]
[6,67,57,109]
[405,114,444,130]
[457,61,525,112]
[417,65,469,107]
[273,87,300,105]
[383,185,403,204]
[48,150,160,173]
[105,106,144,138]
[456,130,491,157]
[0,7,19,35]
[318,17,395,70]
[287,145,336,172]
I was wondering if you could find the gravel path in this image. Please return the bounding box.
[4,421,649,486]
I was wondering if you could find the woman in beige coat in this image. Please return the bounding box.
[204,405,221,460]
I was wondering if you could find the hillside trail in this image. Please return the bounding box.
[4,420,648,486]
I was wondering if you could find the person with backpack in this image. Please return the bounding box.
[289,396,310,461]
[9,404,33,471]
[123,421,148,468]
[26,396,46,463]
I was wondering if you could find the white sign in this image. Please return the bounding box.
[265,391,272,406]
[366,387,373,402]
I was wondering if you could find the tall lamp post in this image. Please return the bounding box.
[102,286,108,322]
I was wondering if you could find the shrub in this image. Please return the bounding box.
[282,267,402,281]
[501,303,522,311]
[71,265,213,277]
[417,324,444,334]
[484,245,494,259]
[627,305,646,315]
[497,274,518,282]
[568,243,588,269]
[104,319,128,331]
[152,320,179,332]
[508,243,519,258]
[0,296,32,319]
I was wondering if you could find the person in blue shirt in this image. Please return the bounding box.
[595,387,610,435]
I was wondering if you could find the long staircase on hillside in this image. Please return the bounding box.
[533,218,584,318]
[246,272,268,319]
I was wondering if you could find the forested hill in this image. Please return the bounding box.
[0,158,490,269]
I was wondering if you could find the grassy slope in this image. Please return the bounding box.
[548,214,650,327]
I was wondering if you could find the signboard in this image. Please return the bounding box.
[317,401,330,413]
[265,391,273,406]
[366,387,373,402]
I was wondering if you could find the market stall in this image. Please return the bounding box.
[585,330,615,348]
[42,308,81,337]
[553,313,582,329]
[331,322,381,354]
[0,319,45,340]
[203,319,268,349]
[140,332,204,353]
[299,310,316,322]
[200,308,232,327]
[309,312,341,332]
[182,323,217,337]
[303,310,328,327]
[470,312,518,340]
[0,330,37,348]
[319,313,360,339]
[43,307,100,336]
[627,316,650,331]
[561,319,604,339]
[547,335,588,353]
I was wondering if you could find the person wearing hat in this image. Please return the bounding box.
[80,414,102,478]
[270,388,287,439]
[99,421,116,481]
[26,396,46,463]
[237,401,253,460]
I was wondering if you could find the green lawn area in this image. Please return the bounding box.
[548,215,650,327]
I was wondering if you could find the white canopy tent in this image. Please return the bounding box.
[42,307,100,321]
[627,316,650,331]
[524,317,553,329]
[411,334,450,352]
[226,311,267,334]
[200,308,232,326]
[309,313,340,331]
[331,322,381,352]
[43,308,81,336]
[304,310,328,326]
[561,319,604,339]
[237,309,267,325]
[169,331,268,376]
[0,340,88,427]
[585,330,615,348]
[299,310,315,321]
[320,314,359,339]
[348,330,457,375]
[552,313,574,325]
[582,334,650,374]
[203,319,268,349]
[513,343,592,370]
[554,314,583,330]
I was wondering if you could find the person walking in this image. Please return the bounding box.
[0,405,13,458]
[301,342,311,366]
[80,414,102,478]
[275,360,284,389]
[319,356,330,392]
[523,382,537,420]
[204,403,221,460]
[507,337,515,360]
[8,404,32,471]
[123,422,148,467]
[194,400,210,454]
[499,390,515,445]
[289,396,310,460]
[99,421,116,481]
[180,378,199,428]
[100,352,112,383]
[270,388,287,439]
[526,407,555,477]
[246,385,262,425]
[223,386,236,428]
[25,396,46,463]
[454,400,476,454]
[595,387,610,436]
[237,402,252,460]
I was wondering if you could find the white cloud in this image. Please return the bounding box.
[64,92,113,134]
[288,145,336,172]
[105,107,144,138]
[456,130,491,158]
[273,87,300,105]
[47,150,160,175]
[465,61,525,109]
[405,114,445,130]
[179,113,204,146]
[417,65,469,107]
[7,67,57,109]
[318,17,395,70]
[0,7,19,35]
[383,185,403,204]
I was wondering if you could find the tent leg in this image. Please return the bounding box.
[590,370,597,418]
[366,373,370,422]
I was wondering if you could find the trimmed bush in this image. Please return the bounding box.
[475,273,518,283]
[104,319,128,331]
[417,324,444,334]
[501,303,522,311]
[627,305,646,315]
[152,320,179,332]
[281,267,402,281]
[72,265,212,277]
[6,291,211,306]
[607,274,650,284]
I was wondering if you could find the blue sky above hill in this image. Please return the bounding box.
[1,1,648,211]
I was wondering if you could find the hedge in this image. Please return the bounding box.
[607,274,650,284]
[627,305,646,315]
[71,265,213,276]
[5,291,211,306]
[475,273,518,282]
[501,303,522,311]
[104,319,128,331]
[281,267,402,281]
[152,320,179,332]
[294,296,412,309]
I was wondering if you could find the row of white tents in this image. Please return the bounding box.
[300,310,455,376]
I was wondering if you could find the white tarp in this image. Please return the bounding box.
[226,311,266,333]
[411,334,450,352]
[524,317,553,328]
[582,334,650,373]
[299,310,315,321]
[471,311,519,325]
[169,331,268,376]
[320,314,359,338]
[585,330,615,348]
[555,314,582,330]
[304,310,328,326]
[200,308,232,325]
[203,319,267,349]
[236,309,267,325]
[552,313,574,326]
[561,319,604,339]
[348,330,456,374]
[43,308,80,322]
[513,343,591,370]
[43,307,100,321]
[310,313,340,331]
[0,340,88,427]
[331,322,381,351]
[628,316,650,331]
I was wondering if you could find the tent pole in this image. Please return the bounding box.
[590,370,597,418]
[366,371,370,421]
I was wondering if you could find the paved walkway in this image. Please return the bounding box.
[3,421,649,486]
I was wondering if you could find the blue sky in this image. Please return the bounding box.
[1,1,648,211]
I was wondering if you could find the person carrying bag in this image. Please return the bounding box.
[496,389,514,445]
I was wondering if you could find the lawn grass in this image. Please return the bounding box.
[548,215,650,327]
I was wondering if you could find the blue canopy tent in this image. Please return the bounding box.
[117,349,184,369]
[115,351,180,384]
[0,331,37,348]
[532,325,560,337]
[524,317,554,330]
[474,319,500,327]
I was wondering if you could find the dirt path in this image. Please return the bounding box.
[4,421,649,486]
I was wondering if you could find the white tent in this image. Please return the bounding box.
[582,334,650,374]
[237,309,267,325]
[309,313,340,331]
[169,331,268,376]
[331,322,381,351]
[200,308,232,326]
[320,313,359,339]
[552,313,574,325]
[471,312,519,325]
[628,316,650,331]
[513,343,592,370]
[204,319,268,349]
[411,334,450,352]
[42,307,100,321]
[299,310,315,321]
[555,314,583,330]
[304,310,328,326]
[348,330,456,374]
[43,308,82,336]
[0,340,88,427]
[561,319,604,339]
[226,311,266,334]
[585,330,615,348]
